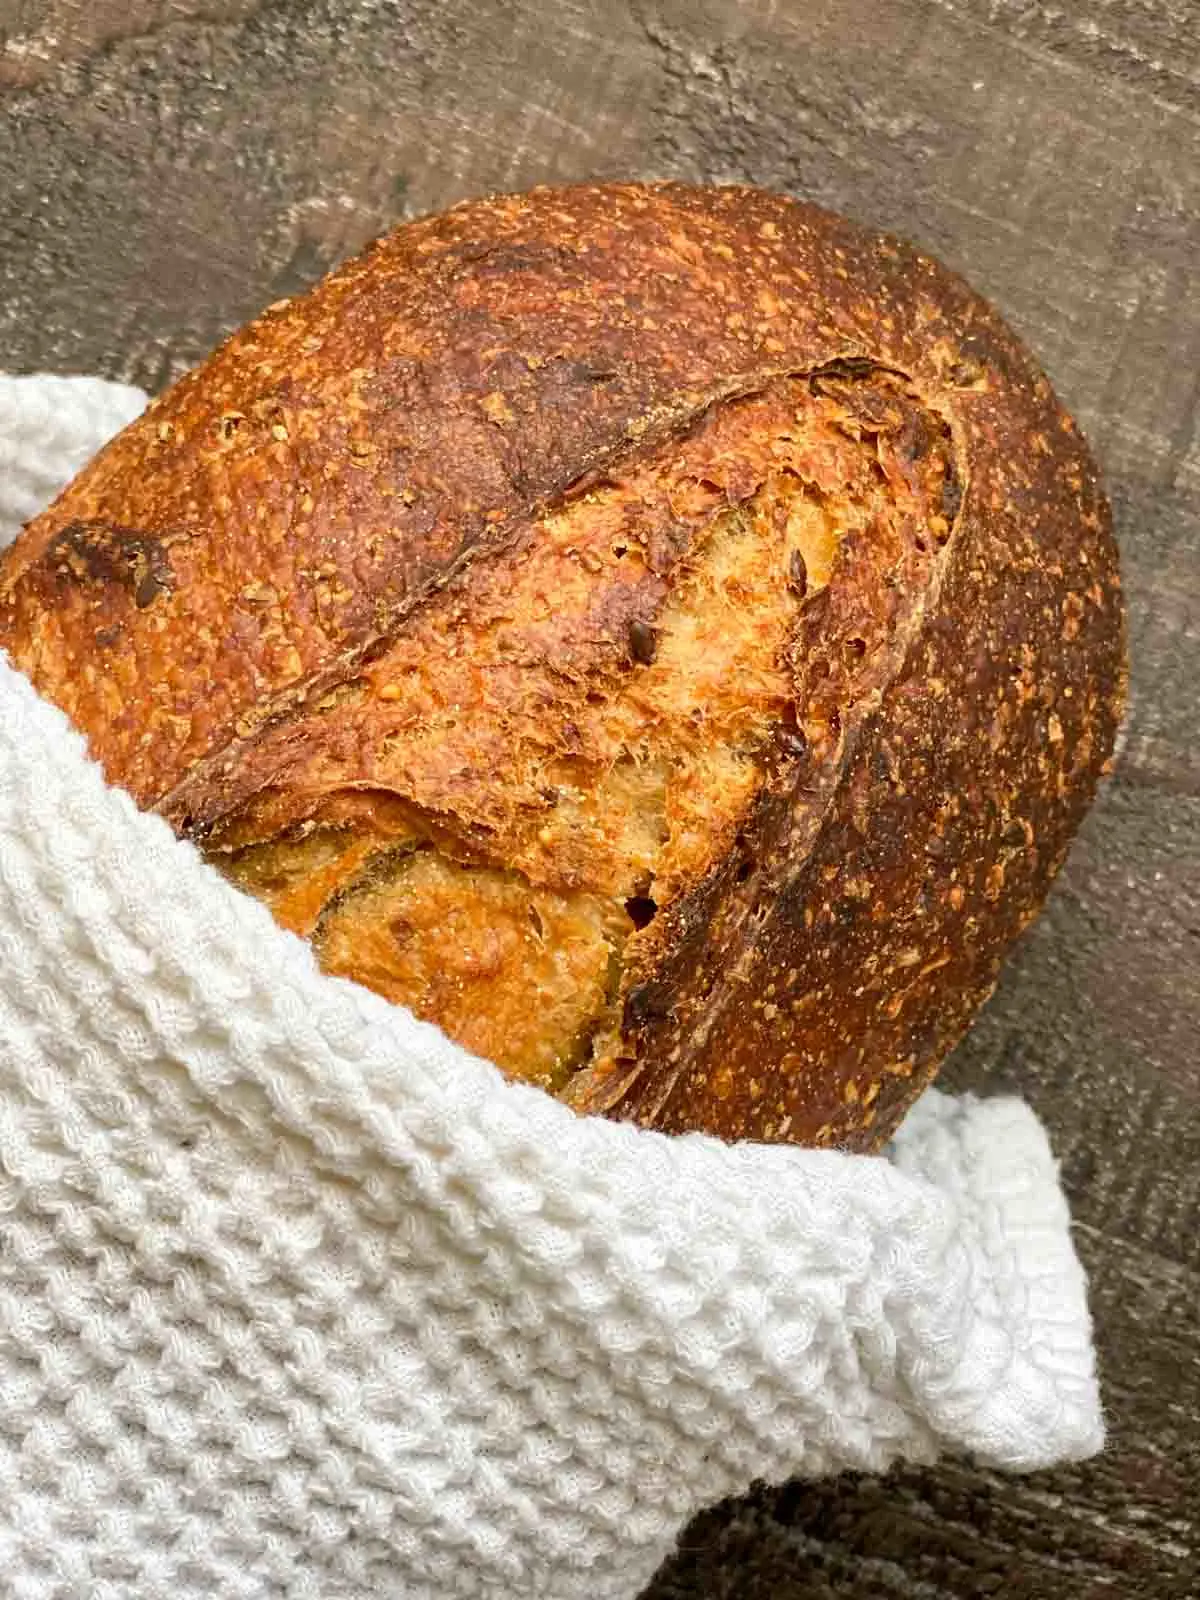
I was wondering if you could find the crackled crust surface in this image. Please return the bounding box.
[208,370,954,1091]
[0,182,1125,1147]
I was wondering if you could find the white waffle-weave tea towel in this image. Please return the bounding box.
[0,374,1102,1600]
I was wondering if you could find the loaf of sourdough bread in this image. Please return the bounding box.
[0,182,1125,1149]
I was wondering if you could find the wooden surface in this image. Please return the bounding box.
[1,0,1197,1593]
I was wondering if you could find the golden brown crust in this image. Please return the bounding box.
[201,368,951,1092]
[0,181,1125,1149]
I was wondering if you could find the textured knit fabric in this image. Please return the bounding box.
[0,374,145,545]
[0,373,1103,1600]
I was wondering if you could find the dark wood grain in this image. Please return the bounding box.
[1,0,1196,1593]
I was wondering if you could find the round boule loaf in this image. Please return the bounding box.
[0,182,1125,1149]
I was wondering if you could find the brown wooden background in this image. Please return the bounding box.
[1,1,1197,1594]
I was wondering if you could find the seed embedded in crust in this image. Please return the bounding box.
[788,548,809,598]
[628,618,658,664]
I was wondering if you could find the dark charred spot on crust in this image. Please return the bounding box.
[628,618,658,665]
[625,895,659,929]
[732,835,757,885]
[45,520,175,608]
